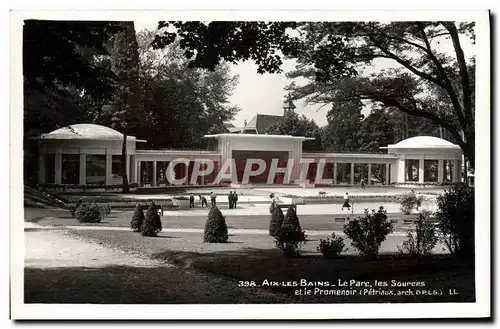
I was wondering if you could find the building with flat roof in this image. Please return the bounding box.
[36,123,463,189]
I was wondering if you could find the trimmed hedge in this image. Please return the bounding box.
[274,205,306,257]
[130,204,145,232]
[140,202,162,237]
[269,204,284,237]
[203,206,229,243]
[74,202,105,223]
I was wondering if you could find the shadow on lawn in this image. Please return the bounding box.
[152,248,475,303]
[24,265,289,304]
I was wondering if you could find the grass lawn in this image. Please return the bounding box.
[33,208,419,231]
[69,228,474,303]
[24,264,292,304]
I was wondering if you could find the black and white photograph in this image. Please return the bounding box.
[9,9,491,320]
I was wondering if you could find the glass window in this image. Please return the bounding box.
[443,160,454,183]
[405,159,419,182]
[62,154,79,184]
[86,155,106,184]
[424,160,439,183]
[112,155,123,179]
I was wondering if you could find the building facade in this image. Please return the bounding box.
[36,124,463,188]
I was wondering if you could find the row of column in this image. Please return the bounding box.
[415,158,461,183]
[38,151,132,185]
[331,162,390,185]
[136,160,215,187]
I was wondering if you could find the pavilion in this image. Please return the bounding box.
[36,124,463,189]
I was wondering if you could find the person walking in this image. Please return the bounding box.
[210,192,217,207]
[341,192,351,211]
[199,195,208,208]
[189,193,195,208]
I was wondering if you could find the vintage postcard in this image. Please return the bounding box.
[10,9,491,320]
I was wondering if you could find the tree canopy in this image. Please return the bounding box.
[153,21,475,168]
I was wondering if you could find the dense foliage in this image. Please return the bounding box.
[343,206,394,257]
[398,210,438,256]
[274,205,306,257]
[140,202,162,237]
[131,204,145,232]
[269,204,285,237]
[317,233,346,259]
[435,184,474,261]
[74,202,106,223]
[153,21,475,169]
[23,23,240,187]
[266,110,323,151]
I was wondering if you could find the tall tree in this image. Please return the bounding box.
[23,20,120,185]
[152,21,475,171]
[103,22,142,193]
[136,30,239,149]
[266,109,322,151]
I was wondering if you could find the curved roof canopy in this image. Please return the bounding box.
[40,124,140,141]
[386,136,461,149]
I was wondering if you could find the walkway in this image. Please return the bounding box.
[24,223,291,304]
[162,202,437,217]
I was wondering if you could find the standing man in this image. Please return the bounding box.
[360,179,365,191]
[210,192,217,207]
[189,193,195,208]
[233,191,238,209]
[228,191,234,209]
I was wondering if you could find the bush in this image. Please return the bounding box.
[269,201,276,214]
[343,206,394,258]
[400,192,418,214]
[274,205,306,257]
[269,204,284,237]
[435,184,474,261]
[203,206,229,243]
[104,204,112,215]
[140,202,162,237]
[69,198,84,217]
[74,202,103,223]
[398,210,438,256]
[130,204,145,232]
[317,233,346,259]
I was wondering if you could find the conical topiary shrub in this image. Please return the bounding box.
[269,205,284,237]
[284,205,302,232]
[130,204,145,232]
[274,205,306,257]
[141,202,162,237]
[203,206,228,243]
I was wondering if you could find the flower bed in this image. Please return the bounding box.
[64,197,173,208]
[278,193,437,204]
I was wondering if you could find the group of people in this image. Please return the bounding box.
[228,191,239,209]
[188,191,237,209]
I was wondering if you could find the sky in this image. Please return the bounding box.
[134,21,475,129]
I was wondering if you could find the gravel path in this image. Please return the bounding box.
[25,225,161,269]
